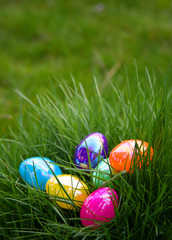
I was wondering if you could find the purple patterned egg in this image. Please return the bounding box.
[74,132,108,169]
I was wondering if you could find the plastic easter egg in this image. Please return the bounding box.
[92,158,112,187]
[46,174,89,209]
[19,157,62,190]
[80,187,118,228]
[74,132,108,169]
[109,139,154,173]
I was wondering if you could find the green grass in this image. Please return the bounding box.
[0,0,172,134]
[0,65,171,239]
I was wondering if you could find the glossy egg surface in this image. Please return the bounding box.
[46,174,89,209]
[74,132,108,169]
[19,157,62,190]
[80,187,118,227]
[109,139,154,173]
[92,158,112,187]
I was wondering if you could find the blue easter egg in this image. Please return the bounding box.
[19,157,62,190]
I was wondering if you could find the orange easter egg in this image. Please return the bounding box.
[109,139,153,173]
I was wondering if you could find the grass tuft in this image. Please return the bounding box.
[0,66,172,239]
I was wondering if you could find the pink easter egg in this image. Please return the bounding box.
[80,187,118,227]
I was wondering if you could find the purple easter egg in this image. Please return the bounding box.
[74,132,108,169]
[80,187,118,228]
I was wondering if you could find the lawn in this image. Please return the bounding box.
[0,0,172,239]
[0,0,172,134]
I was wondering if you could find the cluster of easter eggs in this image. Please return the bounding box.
[19,132,153,228]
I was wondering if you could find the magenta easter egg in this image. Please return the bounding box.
[80,187,118,228]
[74,132,108,169]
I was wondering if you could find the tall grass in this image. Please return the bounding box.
[0,66,171,239]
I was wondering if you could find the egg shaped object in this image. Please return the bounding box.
[46,174,89,209]
[19,157,62,190]
[80,187,118,228]
[74,132,108,169]
[92,158,112,187]
[109,139,154,173]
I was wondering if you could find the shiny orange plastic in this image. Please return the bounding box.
[109,139,153,173]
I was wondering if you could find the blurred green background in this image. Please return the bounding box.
[0,0,172,135]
